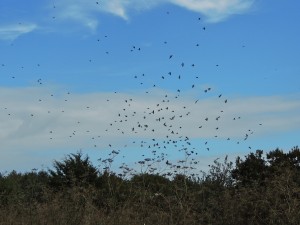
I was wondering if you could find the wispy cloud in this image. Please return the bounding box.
[0,86,299,171]
[54,2,99,31]
[0,23,37,41]
[1,87,299,151]
[170,0,254,22]
[0,1,254,36]
[51,0,254,31]
[52,0,162,29]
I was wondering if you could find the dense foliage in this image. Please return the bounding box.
[0,147,300,225]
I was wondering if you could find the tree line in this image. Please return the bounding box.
[0,146,300,225]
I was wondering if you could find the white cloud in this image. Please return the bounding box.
[0,1,254,36]
[55,2,99,31]
[51,0,254,30]
[169,0,254,22]
[0,86,299,171]
[0,87,299,151]
[0,23,37,41]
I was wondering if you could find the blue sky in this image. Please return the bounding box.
[0,0,299,174]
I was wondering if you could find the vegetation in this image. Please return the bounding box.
[0,147,300,225]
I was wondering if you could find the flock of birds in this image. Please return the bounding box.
[0,2,264,178]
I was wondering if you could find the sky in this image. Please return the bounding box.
[0,0,299,175]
